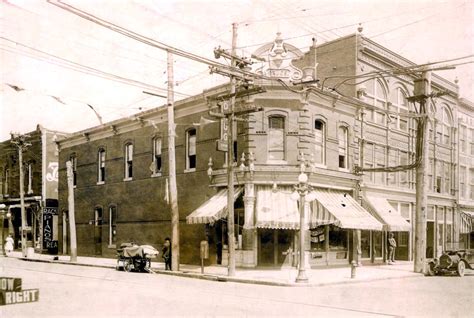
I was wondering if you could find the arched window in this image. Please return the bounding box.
[108,205,117,246]
[365,80,388,125]
[152,137,162,174]
[124,143,133,179]
[314,119,326,165]
[338,126,348,169]
[389,87,408,131]
[97,148,106,183]
[186,129,197,170]
[435,106,452,145]
[268,115,285,160]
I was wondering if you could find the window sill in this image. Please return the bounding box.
[184,168,196,173]
[151,172,162,178]
[97,181,105,185]
[108,244,117,249]
[266,160,288,165]
[123,177,133,182]
[338,168,350,173]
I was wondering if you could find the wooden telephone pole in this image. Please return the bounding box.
[167,50,180,271]
[11,133,31,258]
[413,71,431,273]
[66,160,77,262]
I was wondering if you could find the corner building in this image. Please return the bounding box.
[57,32,473,267]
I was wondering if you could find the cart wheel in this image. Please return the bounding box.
[426,262,436,276]
[457,261,465,277]
[124,259,133,272]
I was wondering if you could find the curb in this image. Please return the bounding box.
[15,256,423,287]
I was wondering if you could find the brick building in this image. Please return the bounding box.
[0,125,67,252]
[56,32,473,267]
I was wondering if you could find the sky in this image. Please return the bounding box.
[1,0,473,140]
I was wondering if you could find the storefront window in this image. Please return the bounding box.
[328,225,347,250]
[373,231,383,258]
[361,230,370,258]
[310,226,325,251]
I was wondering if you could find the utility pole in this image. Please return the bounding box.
[211,23,264,277]
[11,133,31,258]
[413,71,431,273]
[226,22,238,277]
[167,50,180,271]
[66,161,77,262]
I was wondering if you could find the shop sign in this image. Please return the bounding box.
[43,206,58,254]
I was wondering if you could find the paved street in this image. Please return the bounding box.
[1,257,473,317]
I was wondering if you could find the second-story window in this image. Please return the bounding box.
[338,126,348,169]
[268,116,285,160]
[314,119,325,165]
[98,148,105,183]
[70,155,77,186]
[153,137,162,174]
[26,162,33,194]
[124,143,133,179]
[460,125,467,153]
[4,168,9,194]
[186,129,196,170]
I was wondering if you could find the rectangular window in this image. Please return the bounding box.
[363,143,374,183]
[153,138,162,174]
[70,156,77,186]
[4,169,9,194]
[470,168,474,200]
[444,162,450,194]
[98,150,105,183]
[27,163,33,194]
[400,151,408,187]
[388,148,397,186]
[338,127,348,169]
[374,145,385,185]
[125,144,133,179]
[186,129,197,169]
[460,166,466,199]
[268,116,285,160]
[460,125,467,153]
[109,206,117,246]
[314,120,325,164]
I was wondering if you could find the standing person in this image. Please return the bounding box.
[4,234,14,256]
[388,232,397,264]
[162,237,172,270]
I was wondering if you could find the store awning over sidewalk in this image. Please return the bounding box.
[186,187,243,224]
[460,210,474,234]
[255,186,301,229]
[310,190,383,231]
[364,196,411,232]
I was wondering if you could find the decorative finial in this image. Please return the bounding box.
[249,152,255,175]
[454,77,459,85]
[311,36,317,48]
[357,23,363,34]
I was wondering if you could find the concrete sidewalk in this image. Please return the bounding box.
[4,251,422,287]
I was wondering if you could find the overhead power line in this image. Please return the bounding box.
[47,0,255,80]
[0,36,192,98]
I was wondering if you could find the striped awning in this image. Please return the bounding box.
[364,196,411,232]
[255,186,301,229]
[460,210,474,234]
[310,190,383,231]
[186,187,243,224]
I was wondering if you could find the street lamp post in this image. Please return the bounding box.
[294,157,312,283]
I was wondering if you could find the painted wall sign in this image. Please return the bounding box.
[42,201,58,254]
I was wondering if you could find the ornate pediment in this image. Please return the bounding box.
[252,32,304,81]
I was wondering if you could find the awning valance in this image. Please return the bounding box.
[310,190,383,231]
[364,196,411,232]
[255,186,302,230]
[186,187,243,224]
[460,210,474,234]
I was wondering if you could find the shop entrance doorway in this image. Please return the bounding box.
[258,229,293,267]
